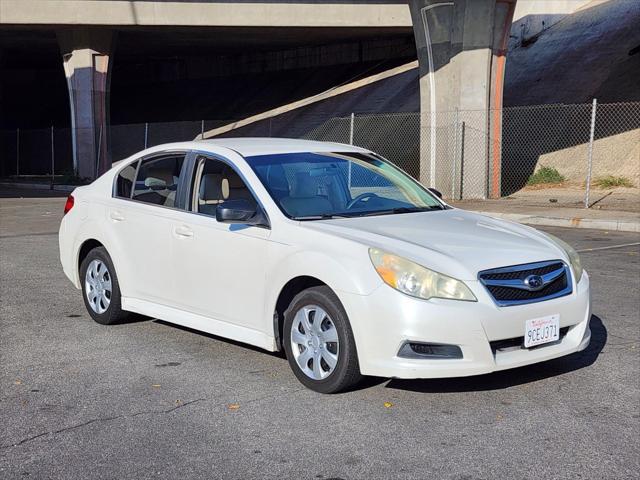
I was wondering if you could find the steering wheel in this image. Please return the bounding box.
[346,192,380,209]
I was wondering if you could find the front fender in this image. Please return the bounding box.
[263,245,383,351]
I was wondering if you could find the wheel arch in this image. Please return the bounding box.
[73,232,126,295]
[78,238,105,273]
[272,275,327,351]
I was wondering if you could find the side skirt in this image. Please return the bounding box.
[122,297,278,352]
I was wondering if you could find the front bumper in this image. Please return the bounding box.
[339,271,591,379]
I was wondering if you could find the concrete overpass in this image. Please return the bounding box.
[1,1,414,178]
[1,0,543,198]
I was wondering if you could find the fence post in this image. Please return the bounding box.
[96,124,103,178]
[349,113,355,145]
[50,126,55,190]
[584,98,598,208]
[348,113,355,188]
[16,128,20,176]
[459,121,466,199]
[451,109,459,199]
[144,122,149,149]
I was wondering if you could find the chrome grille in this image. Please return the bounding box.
[478,260,572,307]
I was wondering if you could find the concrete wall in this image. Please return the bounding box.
[510,0,592,47]
[0,1,411,27]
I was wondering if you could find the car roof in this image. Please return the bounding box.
[197,137,370,157]
[110,138,372,170]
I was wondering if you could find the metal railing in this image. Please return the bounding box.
[1,101,638,208]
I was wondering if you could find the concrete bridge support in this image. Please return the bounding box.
[408,0,515,199]
[58,29,114,179]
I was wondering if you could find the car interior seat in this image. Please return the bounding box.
[222,168,257,208]
[198,173,224,215]
[135,168,177,206]
[280,171,333,217]
[265,164,290,202]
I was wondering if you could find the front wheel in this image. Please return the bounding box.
[283,286,362,393]
[80,246,132,325]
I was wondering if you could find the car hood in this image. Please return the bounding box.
[300,208,567,281]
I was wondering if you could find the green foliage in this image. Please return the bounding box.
[527,166,566,185]
[593,175,634,188]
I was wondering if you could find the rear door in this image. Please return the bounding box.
[108,151,189,305]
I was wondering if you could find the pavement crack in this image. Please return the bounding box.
[0,398,207,450]
[1,415,122,450]
[130,397,207,417]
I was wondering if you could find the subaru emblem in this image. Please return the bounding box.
[524,274,544,291]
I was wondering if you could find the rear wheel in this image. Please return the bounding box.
[80,247,131,325]
[283,286,362,393]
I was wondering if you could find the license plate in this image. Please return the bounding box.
[524,314,560,348]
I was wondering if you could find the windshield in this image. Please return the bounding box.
[247,151,445,220]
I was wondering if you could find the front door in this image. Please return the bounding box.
[170,154,270,333]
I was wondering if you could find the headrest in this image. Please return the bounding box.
[144,168,174,189]
[266,164,289,191]
[291,171,317,198]
[120,164,136,182]
[225,170,245,189]
[199,173,222,201]
[222,170,245,198]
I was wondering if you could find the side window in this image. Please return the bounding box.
[115,162,137,198]
[192,156,257,216]
[132,154,185,208]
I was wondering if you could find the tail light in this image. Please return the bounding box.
[63,194,75,215]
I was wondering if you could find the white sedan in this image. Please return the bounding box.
[59,138,591,393]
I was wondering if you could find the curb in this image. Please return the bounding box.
[477,211,640,233]
[0,182,76,193]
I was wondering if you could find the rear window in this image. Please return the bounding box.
[132,155,185,208]
[115,162,137,198]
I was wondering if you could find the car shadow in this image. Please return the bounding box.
[147,316,605,394]
[383,314,606,394]
[152,319,286,358]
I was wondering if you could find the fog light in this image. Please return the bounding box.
[398,342,463,359]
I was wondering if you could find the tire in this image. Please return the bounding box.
[283,286,362,393]
[80,246,132,325]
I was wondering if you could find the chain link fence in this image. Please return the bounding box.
[1,101,638,209]
[303,101,639,209]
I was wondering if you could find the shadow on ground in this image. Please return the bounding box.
[148,314,606,394]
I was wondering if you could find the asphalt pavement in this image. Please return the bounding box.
[1,189,639,479]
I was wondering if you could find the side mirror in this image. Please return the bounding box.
[428,188,443,199]
[216,199,267,226]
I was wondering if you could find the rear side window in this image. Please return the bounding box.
[132,155,185,208]
[115,163,137,198]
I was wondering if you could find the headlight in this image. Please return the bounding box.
[545,233,583,282]
[368,248,476,302]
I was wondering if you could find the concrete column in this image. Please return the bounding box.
[57,29,115,179]
[408,0,515,199]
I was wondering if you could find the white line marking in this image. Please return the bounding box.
[578,242,640,253]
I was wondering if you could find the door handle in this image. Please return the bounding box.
[110,211,125,222]
[174,226,194,238]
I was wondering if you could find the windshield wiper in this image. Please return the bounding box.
[293,206,444,220]
[293,213,351,221]
[355,206,442,217]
